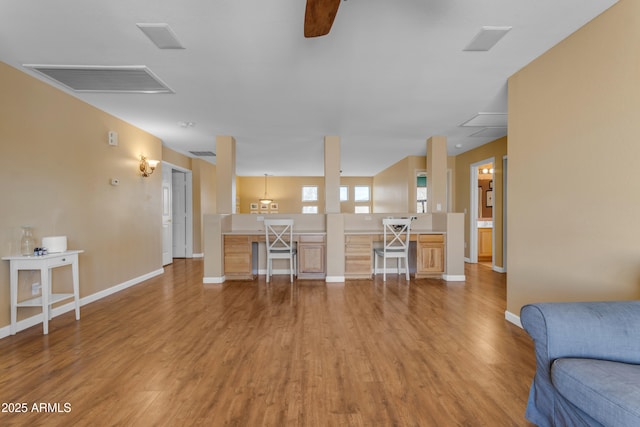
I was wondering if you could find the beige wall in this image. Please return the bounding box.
[454,137,507,267]
[0,62,162,327]
[162,146,192,171]
[507,0,640,315]
[236,176,373,214]
[192,159,217,254]
[447,156,457,212]
[373,156,425,213]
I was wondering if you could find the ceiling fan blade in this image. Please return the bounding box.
[304,0,341,38]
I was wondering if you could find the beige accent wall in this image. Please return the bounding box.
[373,156,426,213]
[507,0,639,315]
[0,62,162,327]
[324,136,341,213]
[454,137,507,266]
[162,146,192,170]
[192,159,217,254]
[236,176,373,214]
[216,136,236,214]
[427,136,448,213]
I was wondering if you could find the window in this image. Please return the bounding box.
[354,186,370,202]
[340,186,349,201]
[302,206,318,214]
[302,186,318,202]
[417,174,427,213]
[354,185,371,214]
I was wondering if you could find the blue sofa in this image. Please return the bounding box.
[520,301,640,427]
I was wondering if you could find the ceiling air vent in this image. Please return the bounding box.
[463,26,512,51]
[468,127,507,138]
[23,65,174,93]
[189,151,216,157]
[460,113,508,127]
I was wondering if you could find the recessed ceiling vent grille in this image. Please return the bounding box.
[23,65,174,93]
[468,127,507,138]
[189,151,216,157]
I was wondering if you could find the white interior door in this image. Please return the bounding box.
[172,170,187,258]
[161,166,173,266]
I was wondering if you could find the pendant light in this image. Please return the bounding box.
[259,173,273,205]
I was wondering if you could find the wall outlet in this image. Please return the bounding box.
[31,282,41,296]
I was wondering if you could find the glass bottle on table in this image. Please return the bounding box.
[20,226,36,256]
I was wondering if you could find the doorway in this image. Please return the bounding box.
[161,162,193,266]
[502,155,508,272]
[469,158,495,266]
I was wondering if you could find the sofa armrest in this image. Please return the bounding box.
[521,301,640,426]
[521,301,640,369]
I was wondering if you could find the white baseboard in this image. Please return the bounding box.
[464,257,472,263]
[442,274,466,282]
[192,253,204,258]
[81,268,164,306]
[493,266,506,273]
[325,276,345,283]
[0,268,164,339]
[203,276,225,284]
[505,310,522,328]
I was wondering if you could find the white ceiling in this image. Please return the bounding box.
[0,0,618,176]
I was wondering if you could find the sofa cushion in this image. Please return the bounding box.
[552,358,640,427]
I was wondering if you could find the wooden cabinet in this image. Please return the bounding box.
[416,234,444,278]
[345,235,373,279]
[224,235,253,280]
[478,228,492,262]
[297,234,326,279]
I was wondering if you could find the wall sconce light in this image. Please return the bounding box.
[140,155,159,177]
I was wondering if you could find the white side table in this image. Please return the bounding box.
[2,250,83,335]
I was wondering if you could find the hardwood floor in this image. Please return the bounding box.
[0,260,536,426]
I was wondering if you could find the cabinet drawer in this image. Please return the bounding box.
[299,234,325,243]
[345,244,372,255]
[224,236,251,253]
[345,255,372,274]
[224,253,251,274]
[418,234,444,243]
[345,235,372,244]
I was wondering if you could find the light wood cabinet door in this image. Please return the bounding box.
[478,228,492,262]
[416,234,445,277]
[224,235,253,279]
[297,235,325,279]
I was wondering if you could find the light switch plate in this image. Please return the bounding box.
[108,131,118,146]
